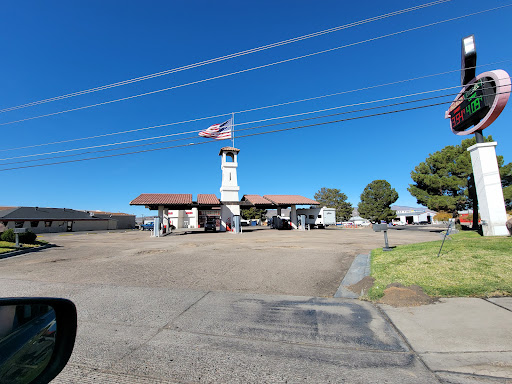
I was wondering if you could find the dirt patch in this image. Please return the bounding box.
[378,283,438,307]
[347,276,375,296]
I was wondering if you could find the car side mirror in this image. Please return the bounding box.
[0,298,77,384]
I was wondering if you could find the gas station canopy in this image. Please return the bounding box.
[130,193,319,210]
[241,195,319,209]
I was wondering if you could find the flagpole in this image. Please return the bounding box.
[232,112,235,147]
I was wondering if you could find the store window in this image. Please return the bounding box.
[45,221,52,227]
[30,221,39,228]
[15,221,24,228]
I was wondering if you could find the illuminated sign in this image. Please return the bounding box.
[449,79,493,131]
[446,70,510,135]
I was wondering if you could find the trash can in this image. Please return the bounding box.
[232,215,241,233]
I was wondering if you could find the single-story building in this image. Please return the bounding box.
[0,207,135,234]
[349,216,371,226]
[85,210,136,229]
[391,205,437,225]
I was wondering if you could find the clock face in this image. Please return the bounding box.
[446,70,511,136]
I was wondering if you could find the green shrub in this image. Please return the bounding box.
[1,229,37,244]
[1,229,15,242]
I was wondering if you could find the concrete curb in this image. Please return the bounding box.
[334,253,370,298]
[0,243,56,260]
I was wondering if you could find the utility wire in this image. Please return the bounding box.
[0,0,450,114]
[0,92,462,166]
[1,4,509,128]
[235,85,471,126]
[2,87,510,171]
[0,100,467,172]
[1,60,508,153]
[1,75,509,161]
[236,60,512,114]
[0,83,478,161]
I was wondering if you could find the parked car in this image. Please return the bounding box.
[204,218,217,232]
[140,223,154,231]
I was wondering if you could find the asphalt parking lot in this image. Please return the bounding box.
[1,226,442,297]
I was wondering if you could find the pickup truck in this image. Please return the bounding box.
[140,223,154,231]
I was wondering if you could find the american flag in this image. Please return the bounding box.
[198,118,232,140]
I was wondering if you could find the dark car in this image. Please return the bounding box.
[204,218,217,232]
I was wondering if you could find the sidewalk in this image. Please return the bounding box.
[379,297,512,383]
[337,253,512,383]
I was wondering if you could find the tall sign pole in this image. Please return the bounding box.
[461,35,479,229]
[461,35,482,144]
[445,35,510,236]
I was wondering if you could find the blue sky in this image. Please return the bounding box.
[1,0,511,217]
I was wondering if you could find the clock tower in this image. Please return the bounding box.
[219,147,240,231]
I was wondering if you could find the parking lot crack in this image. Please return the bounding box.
[375,304,442,383]
[483,298,512,313]
[162,290,211,330]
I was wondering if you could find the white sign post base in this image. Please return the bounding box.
[467,141,509,236]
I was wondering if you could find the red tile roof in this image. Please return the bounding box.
[219,147,240,155]
[263,195,320,206]
[197,194,220,205]
[242,195,273,205]
[130,194,192,206]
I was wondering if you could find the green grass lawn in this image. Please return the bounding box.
[0,240,48,254]
[369,231,512,299]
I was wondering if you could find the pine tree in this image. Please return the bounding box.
[408,135,509,216]
[314,188,353,222]
[358,180,398,223]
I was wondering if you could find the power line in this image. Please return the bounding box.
[0,92,461,166]
[3,88,510,172]
[1,60,509,153]
[236,60,512,114]
[0,100,462,172]
[0,112,230,152]
[1,75,509,161]
[236,85,469,127]
[0,83,472,161]
[0,0,451,114]
[1,4,509,128]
